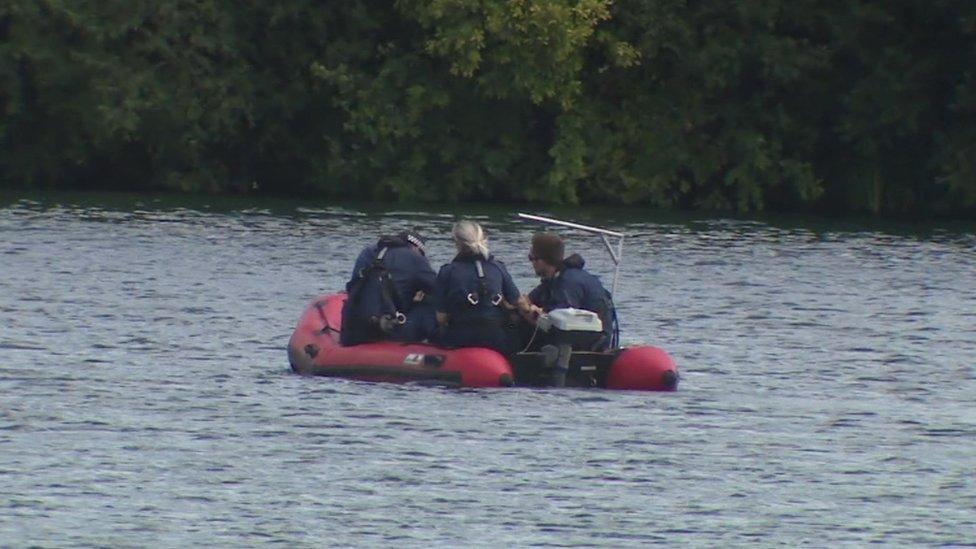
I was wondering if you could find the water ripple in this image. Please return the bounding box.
[1,197,975,546]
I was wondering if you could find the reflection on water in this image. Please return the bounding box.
[1,194,975,546]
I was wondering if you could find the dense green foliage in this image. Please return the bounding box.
[1,1,974,215]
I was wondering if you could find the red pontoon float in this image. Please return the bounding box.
[287,293,678,390]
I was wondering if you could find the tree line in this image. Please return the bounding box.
[1,1,974,215]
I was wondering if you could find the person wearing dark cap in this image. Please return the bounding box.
[340,229,438,346]
[433,220,527,354]
[523,232,617,385]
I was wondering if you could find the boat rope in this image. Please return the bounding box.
[314,301,342,335]
[517,322,541,354]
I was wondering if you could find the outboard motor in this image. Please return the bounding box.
[537,308,603,387]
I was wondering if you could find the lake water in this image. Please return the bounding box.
[1,193,974,546]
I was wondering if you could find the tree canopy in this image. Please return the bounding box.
[2,0,974,215]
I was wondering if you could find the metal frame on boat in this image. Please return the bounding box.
[517,213,625,296]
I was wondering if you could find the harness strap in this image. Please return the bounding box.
[466,259,503,307]
[376,247,407,324]
[349,245,406,326]
[347,313,407,325]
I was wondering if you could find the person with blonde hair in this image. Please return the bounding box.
[434,220,523,354]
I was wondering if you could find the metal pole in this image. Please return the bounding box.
[517,213,626,297]
[517,213,624,237]
[611,235,624,296]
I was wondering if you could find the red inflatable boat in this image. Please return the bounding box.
[287,293,678,390]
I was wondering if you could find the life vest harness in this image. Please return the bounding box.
[348,243,407,329]
[466,259,503,307]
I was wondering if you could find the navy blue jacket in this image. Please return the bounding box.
[434,252,520,354]
[435,253,520,324]
[343,238,437,322]
[529,254,616,348]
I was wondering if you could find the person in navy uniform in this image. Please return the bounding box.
[521,232,617,386]
[523,232,617,351]
[434,220,527,355]
[340,230,438,346]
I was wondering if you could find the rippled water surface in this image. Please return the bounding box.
[2,194,975,546]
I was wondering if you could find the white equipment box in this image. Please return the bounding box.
[538,308,603,333]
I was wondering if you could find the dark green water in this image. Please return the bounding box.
[2,192,974,546]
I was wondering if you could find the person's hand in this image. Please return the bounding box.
[413,290,426,303]
[518,301,544,325]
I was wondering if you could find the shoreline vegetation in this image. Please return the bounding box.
[1,2,974,217]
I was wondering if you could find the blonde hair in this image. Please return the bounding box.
[452,220,490,258]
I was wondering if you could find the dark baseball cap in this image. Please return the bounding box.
[399,230,426,255]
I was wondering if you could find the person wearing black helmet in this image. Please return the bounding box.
[340,229,438,346]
